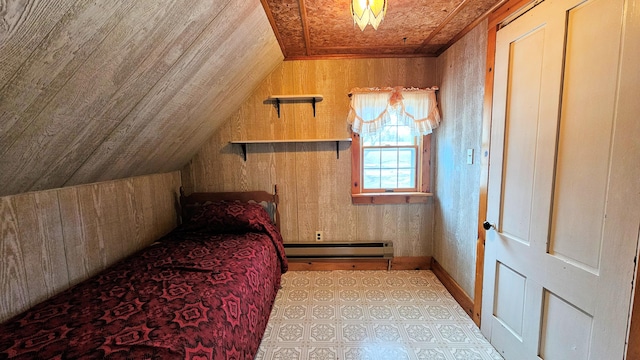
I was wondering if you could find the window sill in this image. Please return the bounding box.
[351,192,433,205]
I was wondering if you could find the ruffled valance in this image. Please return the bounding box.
[347,86,440,135]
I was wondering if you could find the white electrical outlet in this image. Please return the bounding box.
[315,231,323,241]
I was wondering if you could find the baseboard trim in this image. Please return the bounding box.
[287,256,432,271]
[431,258,474,319]
[391,256,432,270]
[287,259,388,271]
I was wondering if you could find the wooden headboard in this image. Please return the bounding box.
[179,186,280,231]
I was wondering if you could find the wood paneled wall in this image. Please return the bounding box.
[0,171,180,323]
[433,21,488,299]
[182,59,437,256]
[0,0,282,197]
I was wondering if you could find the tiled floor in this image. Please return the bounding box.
[257,270,503,360]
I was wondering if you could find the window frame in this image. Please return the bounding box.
[351,131,432,205]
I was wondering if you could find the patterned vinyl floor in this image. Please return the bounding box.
[256,270,503,360]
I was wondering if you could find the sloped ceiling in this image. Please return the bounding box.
[0,0,283,197]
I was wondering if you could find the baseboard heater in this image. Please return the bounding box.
[284,241,394,269]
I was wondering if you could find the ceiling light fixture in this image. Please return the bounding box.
[351,0,387,31]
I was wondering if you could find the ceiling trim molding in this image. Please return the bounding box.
[416,0,470,53]
[436,0,511,55]
[311,45,429,51]
[495,0,541,28]
[298,0,312,56]
[488,0,536,28]
[284,53,437,61]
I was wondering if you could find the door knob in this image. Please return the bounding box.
[483,221,495,230]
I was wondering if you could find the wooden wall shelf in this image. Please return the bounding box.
[266,95,323,117]
[230,138,352,161]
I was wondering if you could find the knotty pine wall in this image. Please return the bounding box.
[433,21,487,299]
[182,58,437,256]
[0,172,180,323]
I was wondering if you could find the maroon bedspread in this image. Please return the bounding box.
[0,202,287,360]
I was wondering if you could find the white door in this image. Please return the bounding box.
[482,0,640,359]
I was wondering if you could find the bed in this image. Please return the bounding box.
[0,188,287,359]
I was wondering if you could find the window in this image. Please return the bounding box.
[362,113,420,192]
[347,87,439,205]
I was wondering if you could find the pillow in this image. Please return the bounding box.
[180,201,274,234]
[177,200,289,273]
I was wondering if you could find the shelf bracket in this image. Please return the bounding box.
[312,97,317,117]
[275,98,281,118]
[240,143,247,161]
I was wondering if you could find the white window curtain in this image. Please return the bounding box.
[347,86,441,135]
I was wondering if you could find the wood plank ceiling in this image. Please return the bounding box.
[0,0,283,197]
[261,0,505,59]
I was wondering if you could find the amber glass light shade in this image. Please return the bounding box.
[351,0,387,31]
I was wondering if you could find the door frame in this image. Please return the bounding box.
[475,0,640,358]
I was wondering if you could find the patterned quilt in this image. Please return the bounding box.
[0,201,287,359]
